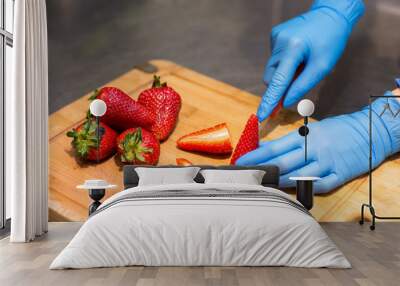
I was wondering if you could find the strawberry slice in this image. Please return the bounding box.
[176,158,193,166]
[177,123,233,154]
[230,114,259,165]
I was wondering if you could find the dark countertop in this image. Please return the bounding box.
[47,0,400,119]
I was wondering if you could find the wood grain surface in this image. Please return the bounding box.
[49,60,400,222]
[2,222,400,286]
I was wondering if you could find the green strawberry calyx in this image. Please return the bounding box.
[86,89,102,120]
[120,128,153,163]
[152,75,167,88]
[89,89,100,101]
[67,120,103,158]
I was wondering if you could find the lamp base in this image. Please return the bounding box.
[296,180,313,210]
[88,188,105,215]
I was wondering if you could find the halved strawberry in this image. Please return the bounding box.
[138,75,181,141]
[177,123,233,154]
[67,119,117,162]
[90,87,155,131]
[117,127,160,165]
[176,158,193,166]
[230,114,259,165]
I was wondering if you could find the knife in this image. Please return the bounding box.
[259,63,305,137]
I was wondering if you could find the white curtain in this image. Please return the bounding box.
[8,0,48,242]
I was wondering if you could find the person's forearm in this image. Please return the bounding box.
[311,0,365,28]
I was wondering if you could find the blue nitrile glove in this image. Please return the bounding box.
[258,0,365,121]
[238,92,400,194]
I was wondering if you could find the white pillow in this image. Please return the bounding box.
[136,167,201,186]
[200,169,266,185]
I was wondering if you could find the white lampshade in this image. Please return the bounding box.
[297,99,315,117]
[89,99,107,117]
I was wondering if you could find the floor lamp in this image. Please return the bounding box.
[289,99,319,211]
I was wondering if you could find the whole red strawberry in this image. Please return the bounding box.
[67,119,117,162]
[117,127,160,165]
[138,75,181,141]
[230,114,259,165]
[91,87,155,131]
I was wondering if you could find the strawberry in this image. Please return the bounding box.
[117,127,160,165]
[138,75,181,141]
[176,158,193,166]
[177,123,233,154]
[90,87,155,131]
[67,119,117,162]
[230,114,259,165]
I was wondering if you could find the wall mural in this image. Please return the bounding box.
[48,60,400,223]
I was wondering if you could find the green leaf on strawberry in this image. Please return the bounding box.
[89,89,100,101]
[119,128,153,163]
[67,119,100,159]
[151,75,167,88]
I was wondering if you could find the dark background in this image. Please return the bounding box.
[46,0,400,119]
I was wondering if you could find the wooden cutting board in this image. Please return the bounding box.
[49,59,400,222]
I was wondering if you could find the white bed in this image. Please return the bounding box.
[50,182,350,269]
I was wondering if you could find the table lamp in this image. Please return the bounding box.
[297,99,315,163]
[89,99,107,163]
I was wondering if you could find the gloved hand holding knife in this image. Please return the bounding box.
[257,0,365,121]
[234,1,400,193]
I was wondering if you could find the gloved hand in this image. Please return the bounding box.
[238,92,400,194]
[258,0,365,121]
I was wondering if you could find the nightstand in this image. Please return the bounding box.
[289,177,321,210]
[77,180,117,215]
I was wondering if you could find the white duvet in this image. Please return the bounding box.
[50,183,350,269]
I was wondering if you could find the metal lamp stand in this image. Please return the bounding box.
[360,95,400,230]
[96,116,100,163]
[88,188,105,215]
[298,116,309,163]
[295,116,314,210]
